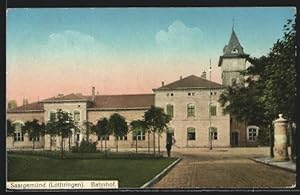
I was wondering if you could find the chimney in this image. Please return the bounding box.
[180,76,183,80]
[201,71,207,79]
[161,81,164,87]
[92,86,95,101]
[23,98,28,106]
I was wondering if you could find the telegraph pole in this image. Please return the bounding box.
[209,59,212,150]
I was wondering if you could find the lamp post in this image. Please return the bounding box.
[209,59,212,150]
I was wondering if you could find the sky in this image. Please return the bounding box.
[6,7,295,105]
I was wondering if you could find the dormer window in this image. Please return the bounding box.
[232,48,238,53]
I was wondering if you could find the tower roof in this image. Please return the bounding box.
[223,29,245,56]
[218,29,249,66]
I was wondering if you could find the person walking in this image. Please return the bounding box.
[166,142,172,157]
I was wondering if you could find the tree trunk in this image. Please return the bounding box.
[60,136,64,159]
[68,136,71,150]
[105,138,107,151]
[116,137,118,152]
[50,135,53,151]
[100,137,103,152]
[136,135,138,154]
[32,140,35,150]
[148,132,150,154]
[158,134,160,155]
[153,132,156,155]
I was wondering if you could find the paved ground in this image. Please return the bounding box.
[151,147,296,188]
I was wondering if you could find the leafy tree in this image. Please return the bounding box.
[218,16,296,158]
[6,119,15,137]
[144,105,171,155]
[45,118,58,151]
[108,113,128,152]
[93,117,110,151]
[130,119,147,153]
[82,120,94,142]
[23,119,45,149]
[47,109,77,158]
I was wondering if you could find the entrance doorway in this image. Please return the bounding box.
[231,132,239,146]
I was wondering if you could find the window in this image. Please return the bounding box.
[118,135,127,140]
[188,92,191,96]
[187,127,196,140]
[74,110,80,122]
[50,111,56,121]
[192,92,195,96]
[170,93,174,96]
[187,104,195,117]
[231,78,237,85]
[133,131,145,141]
[166,104,174,117]
[247,126,259,141]
[209,127,218,140]
[166,93,169,97]
[210,105,217,116]
[13,123,24,142]
[232,48,238,53]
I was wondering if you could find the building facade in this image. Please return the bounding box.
[6,29,259,151]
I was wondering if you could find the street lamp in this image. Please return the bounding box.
[209,59,212,150]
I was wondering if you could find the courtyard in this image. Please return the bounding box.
[152,147,296,188]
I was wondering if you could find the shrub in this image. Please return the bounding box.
[71,140,97,153]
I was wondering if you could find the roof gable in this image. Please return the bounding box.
[154,75,223,90]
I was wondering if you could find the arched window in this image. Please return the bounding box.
[166,104,174,117]
[209,127,218,140]
[187,103,195,117]
[13,122,24,142]
[187,127,196,140]
[74,110,80,122]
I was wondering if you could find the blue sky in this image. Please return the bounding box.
[6,7,295,104]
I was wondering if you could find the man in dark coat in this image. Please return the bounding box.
[166,142,172,157]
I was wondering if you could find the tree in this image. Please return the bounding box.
[6,119,15,137]
[93,117,110,151]
[23,119,45,149]
[8,100,17,110]
[144,105,171,155]
[45,118,58,151]
[108,113,128,152]
[47,109,76,158]
[82,120,94,142]
[130,119,147,153]
[218,16,296,158]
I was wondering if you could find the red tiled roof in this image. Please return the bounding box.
[8,94,155,112]
[42,93,90,102]
[7,102,44,112]
[87,94,155,110]
[154,75,223,90]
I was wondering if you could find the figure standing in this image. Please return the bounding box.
[166,142,172,157]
